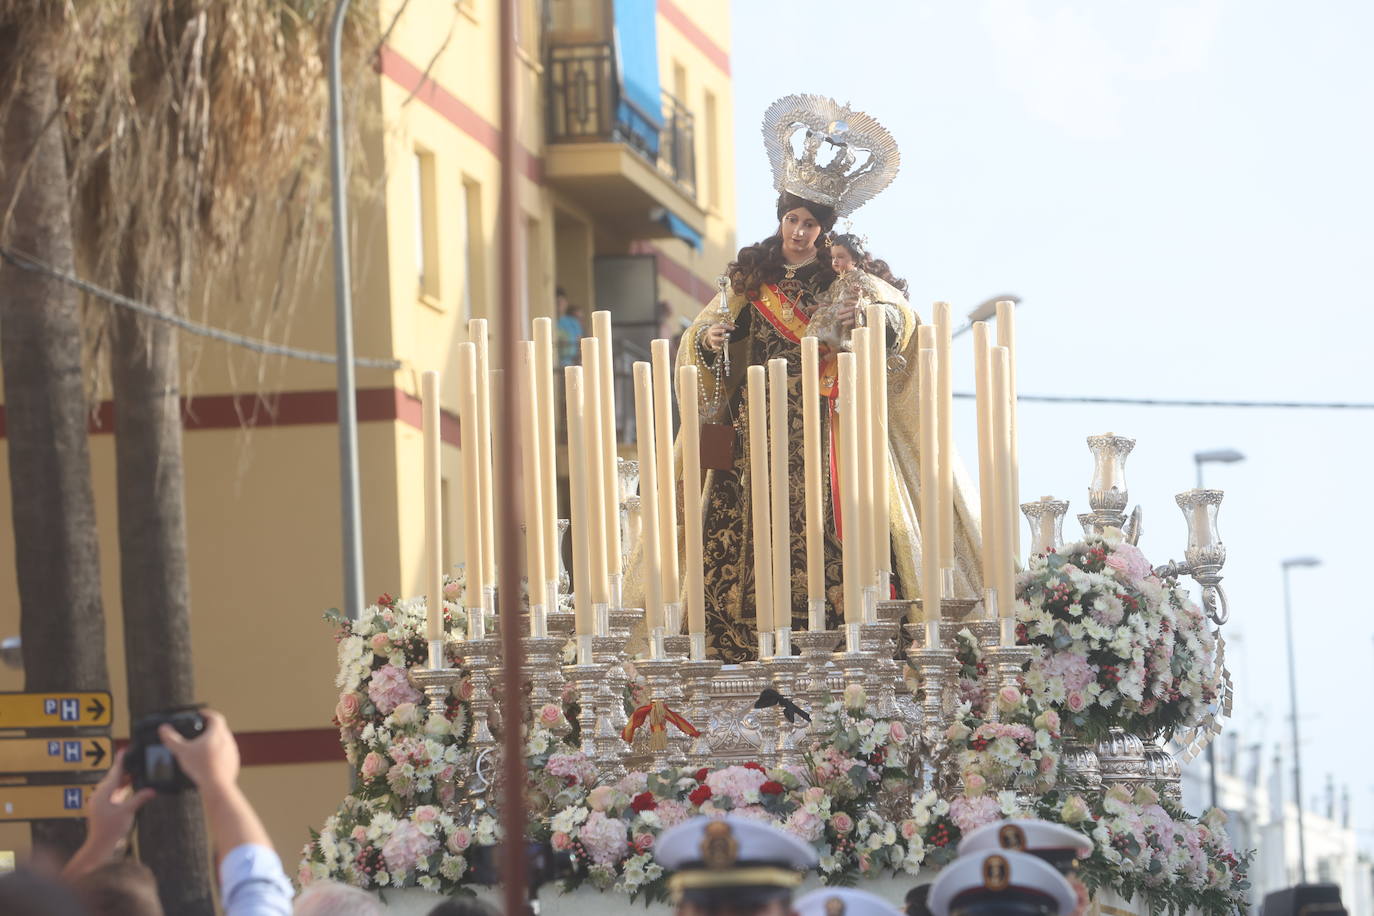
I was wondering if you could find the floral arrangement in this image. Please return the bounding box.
[301,578,1248,916]
[1017,528,1222,742]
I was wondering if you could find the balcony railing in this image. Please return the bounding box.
[546,42,696,195]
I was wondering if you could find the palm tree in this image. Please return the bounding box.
[0,9,112,861]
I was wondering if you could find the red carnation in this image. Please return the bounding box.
[631,791,658,812]
[760,780,785,795]
[688,784,713,806]
[694,767,710,782]
[743,761,765,772]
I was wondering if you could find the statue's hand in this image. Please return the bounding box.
[701,322,734,351]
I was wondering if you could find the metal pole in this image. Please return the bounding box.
[329,0,364,620]
[496,0,529,912]
[1282,562,1308,883]
[1198,457,1219,813]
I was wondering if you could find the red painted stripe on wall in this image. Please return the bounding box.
[114,728,345,767]
[658,0,731,76]
[631,240,716,303]
[376,45,544,185]
[0,388,461,446]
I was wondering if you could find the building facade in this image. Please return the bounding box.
[0,0,735,863]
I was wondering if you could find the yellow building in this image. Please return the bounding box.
[0,0,734,864]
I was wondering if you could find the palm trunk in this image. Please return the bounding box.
[109,253,213,914]
[0,26,110,859]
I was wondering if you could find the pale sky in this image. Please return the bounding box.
[731,0,1374,844]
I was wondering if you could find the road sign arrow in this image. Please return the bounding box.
[85,742,106,767]
[85,697,105,719]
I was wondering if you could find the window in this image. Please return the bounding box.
[704,90,720,210]
[462,176,485,317]
[413,149,440,301]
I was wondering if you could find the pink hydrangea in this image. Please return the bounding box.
[654,799,692,830]
[368,663,422,715]
[381,818,439,874]
[1105,542,1153,588]
[545,753,597,787]
[785,808,825,842]
[705,765,770,807]
[949,795,1002,834]
[578,810,629,866]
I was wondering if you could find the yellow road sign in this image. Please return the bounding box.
[0,784,93,821]
[0,737,112,774]
[0,692,112,729]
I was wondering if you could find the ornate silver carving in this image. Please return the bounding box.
[1095,728,1148,791]
[1021,497,1068,556]
[1059,741,1103,791]
[1142,741,1183,804]
[1085,434,1135,530]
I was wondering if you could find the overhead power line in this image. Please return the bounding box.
[0,244,402,370]
[955,392,1374,409]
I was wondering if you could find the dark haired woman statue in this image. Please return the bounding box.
[672,96,985,663]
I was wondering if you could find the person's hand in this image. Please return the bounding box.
[61,749,156,879]
[833,302,858,332]
[700,321,734,352]
[159,708,239,794]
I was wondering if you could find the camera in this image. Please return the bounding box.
[123,706,207,793]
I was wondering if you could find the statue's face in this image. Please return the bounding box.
[830,244,855,274]
[779,207,823,262]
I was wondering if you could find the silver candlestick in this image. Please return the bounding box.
[522,636,567,711]
[791,630,839,732]
[623,496,642,567]
[565,636,610,759]
[682,657,723,758]
[409,664,465,719]
[1084,433,1135,532]
[592,632,630,774]
[762,653,808,767]
[1021,496,1069,556]
[1152,488,1231,625]
[462,638,500,751]
[907,619,958,795]
[556,519,571,594]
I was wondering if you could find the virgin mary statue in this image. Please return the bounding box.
[650,95,985,663]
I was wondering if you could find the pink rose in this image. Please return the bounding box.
[899,819,920,839]
[829,812,855,835]
[414,805,440,826]
[998,685,1022,710]
[443,579,462,599]
[633,833,655,853]
[889,721,908,743]
[1038,754,1057,774]
[964,773,987,797]
[802,787,827,806]
[335,692,362,726]
[457,678,475,702]
[447,826,473,853]
[1066,692,1086,712]
[351,825,368,842]
[588,785,618,811]
[390,702,420,726]
[538,703,565,728]
[360,751,389,782]
[550,831,572,851]
[370,633,390,654]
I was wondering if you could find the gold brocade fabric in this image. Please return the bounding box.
[623,266,987,663]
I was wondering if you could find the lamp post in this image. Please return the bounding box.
[952,295,1020,338]
[1194,448,1245,810]
[1282,555,1321,883]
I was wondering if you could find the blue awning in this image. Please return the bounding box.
[658,209,703,251]
[612,0,663,155]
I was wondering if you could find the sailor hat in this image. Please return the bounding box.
[929,849,1077,916]
[795,886,905,916]
[654,814,817,904]
[957,819,1093,875]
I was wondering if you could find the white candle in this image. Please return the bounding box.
[651,340,680,608]
[580,338,609,605]
[564,367,593,636]
[852,326,874,590]
[533,317,559,585]
[996,301,1020,563]
[918,347,941,623]
[800,337,824,615]
[519,343,546,631]
[991,346,1016,632]
[837,352,860,624]
[934,301,955,569]
[747,366,774,645]
[468,319,496,588]
[768,358,791,635]
[592,311,622,578]
[633,362,664,632]
[422,371,444,645]
[457,344,485,624]
[865,305,890,585]
[678,365,705,637]
[972,322,999,601]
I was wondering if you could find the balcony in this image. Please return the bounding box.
[545,42,705,245]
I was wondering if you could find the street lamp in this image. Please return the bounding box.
[952,295,1020,338]
[1194,448,1246,810]
[1282,555,1321,883]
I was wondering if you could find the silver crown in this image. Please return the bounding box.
[761,94,900,218]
